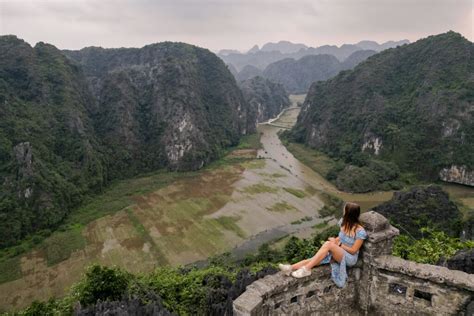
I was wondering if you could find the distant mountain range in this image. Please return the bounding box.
[235,50,378,94]
[218,39,409,71]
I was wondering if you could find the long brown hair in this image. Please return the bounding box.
[341,202,362,237]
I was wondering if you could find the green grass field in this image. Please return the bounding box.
[283,187,306,198]
[266,201,297,213]
[0,133,263,286]
[282,141,337,178]
[242,183,279,195]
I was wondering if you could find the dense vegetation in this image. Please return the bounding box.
[65,42,255,174]
[15,212,473,315]
[290,32,474,184]
[393,228,474,265]
[376,185,474,269]
[281,135,404,193]
[373,185,463,238]
[239,76,291,123]
[13,225,340,315]
[0,36,256,248]
[0,36,106,248]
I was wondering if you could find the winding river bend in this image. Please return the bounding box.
[2,95,473,312]
[226,97,396,258]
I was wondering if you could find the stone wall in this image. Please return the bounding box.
[233,211,474,316]
[370,255,473,315]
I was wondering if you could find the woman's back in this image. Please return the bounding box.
[337,218,367,250]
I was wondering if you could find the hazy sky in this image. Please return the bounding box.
[0,0,472,52]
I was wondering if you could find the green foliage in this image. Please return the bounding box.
[214,216,246,238]
[318,192,344,218]
[290,216,312,225]
[239,76,291,122]
[374,185,464,238]
[393,227,474,264]
[145,266,231,315]
[291,32,474,183]
[283,225,340,262]
[235,133,262,150]
[242,183,278,194]
[282,187,306,198]
[281,134,404,193]
[42,225,86,266]
[0,37,255,252]
[72,264,131,306]
[334,160,402,193]
[0,36,106,248]
[0,256,22,284]
[11,221,335,314]
[266,201,296,213]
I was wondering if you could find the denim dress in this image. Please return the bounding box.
[318,218,367,287]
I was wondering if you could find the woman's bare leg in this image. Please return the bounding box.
[304,242,345,270]
[291,259,310,270]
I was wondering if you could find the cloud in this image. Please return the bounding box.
[0,0,471,51]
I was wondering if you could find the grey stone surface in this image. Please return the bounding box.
[439,165,474,187]
[233,211,474,316]
[359,210,388,233]
[374,255,474,291]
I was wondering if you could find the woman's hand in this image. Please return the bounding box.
[328,237,336,242]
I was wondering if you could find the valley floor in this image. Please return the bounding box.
[1,94,473,312]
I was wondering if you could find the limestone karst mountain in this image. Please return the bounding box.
[232,50,379,93]
[219,39,409,71]
[0,36,261,247]
[0,36,105,247]
[340,49,377,70]
[64,43,255,174]
[235,64,262,82]
[239,76,291,123]
[260,40,308,54]
[290,32,473,184]
[261,54,341,94]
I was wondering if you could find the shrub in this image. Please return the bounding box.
[393,227,474,264]
[72,264,131,306]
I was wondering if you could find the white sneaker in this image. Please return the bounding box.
[291,266,311,278]
[278,263,292,276]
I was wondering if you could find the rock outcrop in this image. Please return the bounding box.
[65,42,255,173]
[372,185,463,238]
[438,248,474,274]
[439,165,474,186]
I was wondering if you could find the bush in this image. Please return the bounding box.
[72,264,131,306]
[393,227,474,264]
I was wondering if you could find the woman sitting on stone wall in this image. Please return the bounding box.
[279,202,367,287]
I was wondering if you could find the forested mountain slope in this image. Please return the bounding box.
[0,36,256,247]
[239,76,291,123]
[291,32,473,184]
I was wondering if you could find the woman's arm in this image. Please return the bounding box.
[340,239,364,255]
